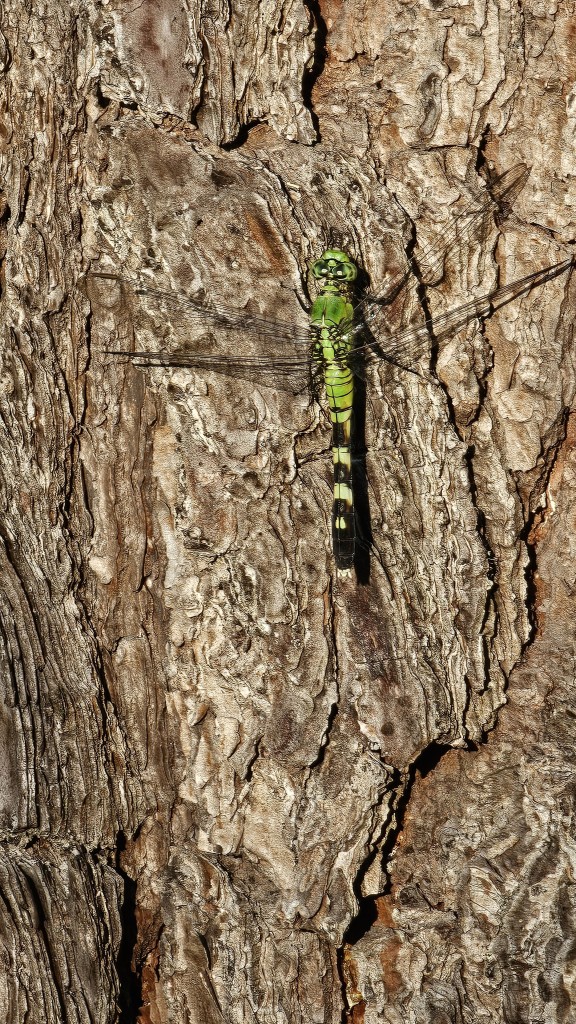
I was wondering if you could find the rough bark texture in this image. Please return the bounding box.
[0,0,575,1021]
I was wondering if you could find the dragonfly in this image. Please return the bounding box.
[90,163,574,571]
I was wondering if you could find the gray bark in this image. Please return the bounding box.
[0,0,574,1021]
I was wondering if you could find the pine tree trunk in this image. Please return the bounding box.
[1,0,574,1021]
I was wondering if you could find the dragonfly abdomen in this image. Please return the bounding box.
[322,348,355,569]
[330,390,355,570]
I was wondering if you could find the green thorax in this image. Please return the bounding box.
[309,249,357,343]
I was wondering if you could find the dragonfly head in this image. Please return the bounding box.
[311,249,358,285]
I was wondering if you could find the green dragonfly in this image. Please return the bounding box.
[91,163,574,571]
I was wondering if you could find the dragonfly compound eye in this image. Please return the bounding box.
[339,260,358,282]
[311,259,329,279]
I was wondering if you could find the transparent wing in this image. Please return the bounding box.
[108,346,318,396]
[88,256,574,394]
[88,272,312,343]
[86,273,316,396]
[351,256,575,372]
[352,163,531,338]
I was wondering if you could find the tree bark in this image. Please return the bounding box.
[0,0,575,1021]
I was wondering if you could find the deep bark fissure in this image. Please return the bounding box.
[300,0,327,141]
[115,833,142,1023]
